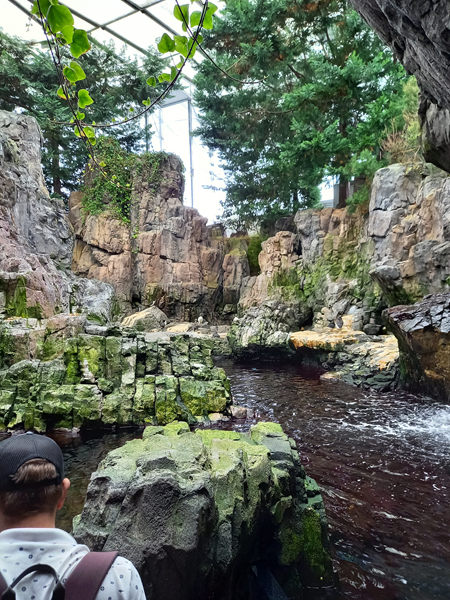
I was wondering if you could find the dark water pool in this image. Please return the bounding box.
[11,360,450,600]
[220,359,450,600]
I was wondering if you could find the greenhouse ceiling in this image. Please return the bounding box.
[1,0,220,83]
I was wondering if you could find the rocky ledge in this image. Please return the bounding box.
[290,322,399,391]
[0,314,232,431]
[73,421,335,600]
[385,292,450,401]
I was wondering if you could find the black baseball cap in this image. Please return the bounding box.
[0,432,64,492]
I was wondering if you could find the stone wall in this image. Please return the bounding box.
[0,110,115,322]
[0,315,231,431]
[70,155,250,320]
[73,421,335,600]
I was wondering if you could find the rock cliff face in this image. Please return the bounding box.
[0,315,231,431]
[70,156,249,320]
[73,421,335,600]
[231,163,450,361]
[385,292,450,401]
[349,0,450,173]
[0,111,115,322]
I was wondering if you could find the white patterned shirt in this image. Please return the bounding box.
[0,528,145,600]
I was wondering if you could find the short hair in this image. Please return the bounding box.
[0,459,63,519]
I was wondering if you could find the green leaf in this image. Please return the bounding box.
[99,161,106,168]
[63,66,77,82]
[174,4,189,25]
[176,60,183,69]
[83,126,95,139]
[174,35,189,58]
[202,4,218,30]
[142,99,151,106]
[190,11,201,27]
[70,30,91,58]
[61,25,74,44]
[146,76,157,87]
[76,111,85,120]
[57,86,67,100]
[70,61,86,81]
[31,0,51,17]
[158,73,171,83]
[47,4,74,34]
[187,39,199,59]
[78,89,93,108]
[170,66,177,82]
[157,33,175,54]
[74,125,82,138]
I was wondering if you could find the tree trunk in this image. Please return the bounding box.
[336,178,348,209]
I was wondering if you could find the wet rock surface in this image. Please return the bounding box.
[386,292,450,401]
[0,316,232,431]
[73,421,335,600]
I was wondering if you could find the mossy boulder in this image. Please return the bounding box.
[73,422,335,600]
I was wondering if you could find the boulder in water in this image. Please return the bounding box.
[73,421,335,599]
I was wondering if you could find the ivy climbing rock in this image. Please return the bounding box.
[72,421,335,600]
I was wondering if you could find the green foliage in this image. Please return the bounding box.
[0,30,167,197]
[381,77,422,165]
[30,0,216,146]
[81,137,167,225]
[194,0,409,228]
[247,235,266,276]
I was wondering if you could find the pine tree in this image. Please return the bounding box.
[194,0,408,230]
[0,31,166,197]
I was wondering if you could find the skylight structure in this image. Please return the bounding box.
[1,0,224,221]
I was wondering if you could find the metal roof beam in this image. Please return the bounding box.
[119,0,179,36]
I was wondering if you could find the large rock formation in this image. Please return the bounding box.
[349,0,450,173]
[385,292,450,401]
[73,421,335,600]
[0,315,231,431]
[70,156,249,320]
[236,163,450,332]
[0,110,115,322]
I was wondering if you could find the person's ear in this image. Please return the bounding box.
[56,478,71,510]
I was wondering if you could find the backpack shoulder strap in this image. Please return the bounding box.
[64,551,118,600]
[0,572,7,597]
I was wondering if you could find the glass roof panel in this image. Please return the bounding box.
[107,12,166,52]
[62,0,131,27]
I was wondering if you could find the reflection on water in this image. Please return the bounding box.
[220,359,450,600]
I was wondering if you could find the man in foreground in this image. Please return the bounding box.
[0,432,145,600]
